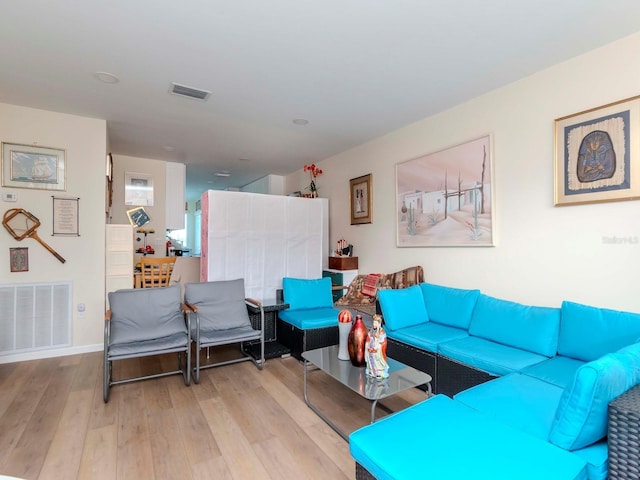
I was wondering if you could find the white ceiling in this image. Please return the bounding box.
[2,1,640,201]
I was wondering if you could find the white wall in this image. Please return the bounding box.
[110,154,169,255]
[0,103,107,360]
[288,31,640,313]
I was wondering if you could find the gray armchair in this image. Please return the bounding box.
[184,279,264,384]
[103,284,191,403]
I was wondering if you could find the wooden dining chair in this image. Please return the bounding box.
[140,257,176,288]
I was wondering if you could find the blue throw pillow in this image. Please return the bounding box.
[420,283,480,329]
[559,301,640,361]
[549,344,640,450]
[282,277,333,310]
[378,285,429,332]
[468,294,560,357]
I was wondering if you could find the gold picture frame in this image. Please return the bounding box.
[350,174,372,225]
[2,142,66,191]
[554,95,640,206]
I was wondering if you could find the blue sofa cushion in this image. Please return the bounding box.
[349,395,588,480]
[378,285,428,332]
[278,307,340,329]
[549,342,640,451]
[468,294,560,357]
[419,283,480,329]
[282,277,333,310]
[572,440,608,480]
[386,322,468,354]
[522,356,586,389]
[454,373,565,441]
[558,300,640,362]
[438,336,548,376]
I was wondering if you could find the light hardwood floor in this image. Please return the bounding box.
[0,348,427,480]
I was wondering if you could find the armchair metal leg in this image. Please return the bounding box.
[193,338,201,384]
[103,358,111,403]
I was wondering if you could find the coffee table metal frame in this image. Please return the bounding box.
[302,344,432,441]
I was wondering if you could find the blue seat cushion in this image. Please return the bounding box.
[378,285,428,332]
[558,301,640,362]
[572,440,608,480]
[420,282,480,329]
[549,342,640,450]
[387,322,468,354]
[468,294,560,357]
[282,277,334,310]
[438,336,548,376]
[522,356,586,389]
[278,307,340,329]
[349,395,587,480]
[454,373,565,440]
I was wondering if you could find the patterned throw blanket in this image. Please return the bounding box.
[335,266,424,317]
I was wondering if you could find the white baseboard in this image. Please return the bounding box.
[0,344,103,364]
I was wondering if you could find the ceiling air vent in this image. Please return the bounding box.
[169,82,211,101]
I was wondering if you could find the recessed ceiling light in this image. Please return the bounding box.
[162,145,174,152]
[238,157,250,162]
[94,71,120,84]
[292,118,309,126]
[215,172,231,177]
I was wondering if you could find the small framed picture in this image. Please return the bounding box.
[126,206,152,228]
[125,172,154,206]
[10,247,29,272]
[350,174,372,225]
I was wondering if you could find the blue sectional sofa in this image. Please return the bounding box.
[350,283,640,480]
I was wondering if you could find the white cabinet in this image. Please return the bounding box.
[106,224,133,307]
[166,162,186,230]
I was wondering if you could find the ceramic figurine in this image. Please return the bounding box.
[365,314,389,379]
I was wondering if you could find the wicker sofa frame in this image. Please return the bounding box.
[386,336,496,397]
[353,374,640,479]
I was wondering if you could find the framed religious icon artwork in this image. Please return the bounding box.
[554,95,640,206]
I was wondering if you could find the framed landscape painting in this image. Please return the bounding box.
[396,135,495,247]
[554,95,640,206]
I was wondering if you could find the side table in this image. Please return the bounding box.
[245,298,291,360]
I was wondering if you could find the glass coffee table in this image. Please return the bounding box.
[302,344,432,441]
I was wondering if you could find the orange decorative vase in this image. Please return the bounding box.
[348,314,367,367]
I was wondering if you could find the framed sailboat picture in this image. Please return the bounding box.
[2,142,66,191]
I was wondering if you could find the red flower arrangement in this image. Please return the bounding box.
[303,163,323,196]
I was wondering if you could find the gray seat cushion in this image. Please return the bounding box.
[108,284,186,345]
[185,279,252,331]
[108,332,189,359]
[195,325,262,346]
